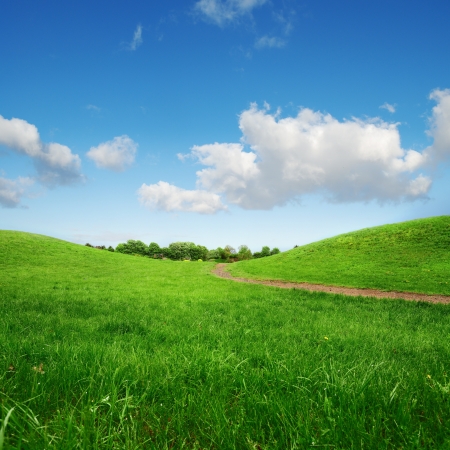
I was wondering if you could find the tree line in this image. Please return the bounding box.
[85,240,280,262]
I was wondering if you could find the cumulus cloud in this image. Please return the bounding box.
[87,135,137,172]
[427,89,450,163]
[154,89,450,213]
[255,35,285,49]
[0,176,34,208]
[195,0,267,26]
[129,24,143,50]
[137,181,227,214]
[0,115,83,187]
[183,106,431,209]
[380,102,396,113]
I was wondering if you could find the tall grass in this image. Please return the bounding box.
[1,230,450,448]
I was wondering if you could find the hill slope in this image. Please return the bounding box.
[229,216,450,295]
[2,229,450,447]
[0,230,215,299]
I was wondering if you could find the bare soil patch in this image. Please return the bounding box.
[213,264,450,304]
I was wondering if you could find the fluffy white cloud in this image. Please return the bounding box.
[380,102,396,113]
[0,176,34,208]
[87,135,137,172]
[163,90,450,212]
[0,115,83,187]
[195,0,267,26]
[255,35,286,49]
[208,105,431,207]
[130,24,143,51]
[0,116,41,156]
[427,89,450,162]
[137,181,227,214]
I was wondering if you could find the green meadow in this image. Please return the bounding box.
[230,216,450,295]
[1,223,450,449]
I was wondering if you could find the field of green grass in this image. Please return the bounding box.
[1,227,450,449]
[229,216,450,295]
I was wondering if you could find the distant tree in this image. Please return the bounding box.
[161,247,171,259]
[166,242,208,261]
[225,245,236,255]
[85,243,93,247]
[260,246,271,257]
[238,245,252,260]
[207,249,220,260]
[115,240,148,256]
[148,242,161,258]
[107,246,115,252]
[270,247,280,255]
[191,244,208,261]
[168,242,192,260]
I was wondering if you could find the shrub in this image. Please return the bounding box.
[270,247,280,255]
[85,243,93,248]
[148,242,161,258]
[115,240,148,256]
[107,246,115,252]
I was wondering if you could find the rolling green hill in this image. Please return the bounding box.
[2,228,450,448]
[229,216,450,295]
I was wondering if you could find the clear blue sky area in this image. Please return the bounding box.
[1,0,449,250]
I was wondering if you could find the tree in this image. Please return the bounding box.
[238,245,252,260]
[270,247,280,255]
[260,246,271,257]
[207,249,220,260]
[115,240,148,256]
[148,242,161,258]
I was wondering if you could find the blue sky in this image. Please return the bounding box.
[1,0,449,251]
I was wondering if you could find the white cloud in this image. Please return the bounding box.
[186,105,431,208]
[380,102,396,113]
[0,115,41,156]
[0,176,34,208]
[86,104,101,112]
[162,90,450,213]
[130,25,143,50]
[0,115,83,187]
[87,135,138,172]
[427,89,450,163]
[195,0,267,26]
[255,35,285,49]
[137,181,227,214]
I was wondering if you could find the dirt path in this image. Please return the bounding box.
[213,263,450,304]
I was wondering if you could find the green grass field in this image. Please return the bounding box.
[1,225,450,449]
[229,216,450,295]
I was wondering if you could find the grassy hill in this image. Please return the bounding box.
[229,216,450,295]
[2,229,450,448]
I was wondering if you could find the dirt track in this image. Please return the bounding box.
[213,263,450,304]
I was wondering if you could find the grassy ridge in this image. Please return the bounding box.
[229,216,450,295]
[1,230,450,448]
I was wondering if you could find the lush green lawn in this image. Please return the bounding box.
[229,216,450,295]
[1,230,450,449]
